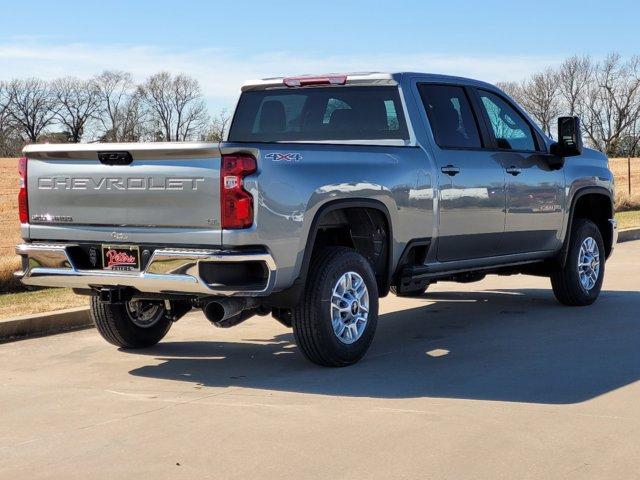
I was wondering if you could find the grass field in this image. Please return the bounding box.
[616,210,640,230]
[0,288,86,319]
[610,157,640,193]
[609,157,640,211]
[0,158,86,315]
[0,158,21,258]
[0,158,22,293]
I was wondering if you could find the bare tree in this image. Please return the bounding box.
[517,68,561,136]
[581,53,640,154]
[53,77,100,142]
[495,81,525,103]
[558,55,593,116]
[0,81,9,141]
[0,81,7,119]
[4,78,58,142]
[117,91,147,142]
[4,51,640,155]
[0,81,22,156]
[138,72,208,141]
[203,109,231,142]
[93,70,142,142]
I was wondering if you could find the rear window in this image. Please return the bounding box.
[418,84,482,149]
[228,86,409,142]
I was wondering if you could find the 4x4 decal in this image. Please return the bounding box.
[265,152,303,162]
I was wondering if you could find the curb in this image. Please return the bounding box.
[0,306,92,343]
[618,228,640,243]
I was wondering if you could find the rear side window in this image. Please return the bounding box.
[477,90,537,151]
[418,84,481,149]
[228,86,409,142]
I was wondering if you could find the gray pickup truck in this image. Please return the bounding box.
[16,72,617,366]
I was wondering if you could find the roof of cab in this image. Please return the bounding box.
[241,72,496,91]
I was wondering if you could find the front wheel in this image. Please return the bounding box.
[291,247,379,367]
[90,298,173,348]
[551,219,605,306]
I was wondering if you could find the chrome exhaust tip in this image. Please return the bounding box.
[203,298,256,328]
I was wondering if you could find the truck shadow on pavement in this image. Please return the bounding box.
[128,288,640,404]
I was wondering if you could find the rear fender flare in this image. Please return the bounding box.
[297,198,394,294]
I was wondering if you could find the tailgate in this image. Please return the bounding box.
[24,142,222,244]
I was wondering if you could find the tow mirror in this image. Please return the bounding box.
[551,116,583,157]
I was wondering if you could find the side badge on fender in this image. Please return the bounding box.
[265,152,303,163]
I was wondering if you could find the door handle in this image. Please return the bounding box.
[506,166,522,176]
[441,165,460,176]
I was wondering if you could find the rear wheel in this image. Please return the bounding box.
[551,219,605,306]
[90,297,172,348]
[291,247,379,367]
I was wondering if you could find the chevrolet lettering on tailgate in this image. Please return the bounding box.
[37,176,206,191]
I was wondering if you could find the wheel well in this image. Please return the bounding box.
[311,206,390,295]
[572,193,613,257]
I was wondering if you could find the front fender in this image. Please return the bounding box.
[560,186,615,266]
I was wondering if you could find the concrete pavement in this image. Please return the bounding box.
[1,241,639,479]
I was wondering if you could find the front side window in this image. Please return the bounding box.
[418,84,482,149]
[229,86,409,142]
[478,90,536,151]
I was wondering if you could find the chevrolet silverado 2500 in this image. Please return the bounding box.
[16,72,617,366]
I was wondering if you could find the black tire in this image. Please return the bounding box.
[291,247,379,367]
[390,283,429,297]
[551,219,605,306]
[90,297,172,348]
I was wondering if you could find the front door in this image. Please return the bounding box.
[418,84,506,262]
[475,89,565,254]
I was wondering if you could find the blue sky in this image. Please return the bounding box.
[1,0,637,111]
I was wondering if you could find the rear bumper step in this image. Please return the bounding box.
[15,243,276,297]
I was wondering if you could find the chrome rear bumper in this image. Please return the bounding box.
[15,243,276,297]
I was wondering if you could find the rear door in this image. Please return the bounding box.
[418,83,506,262]
[473,89,565,253]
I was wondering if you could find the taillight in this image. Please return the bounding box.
[18,156,28,224]
[220,154,257,229]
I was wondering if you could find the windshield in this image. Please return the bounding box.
[228,86,409,142]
